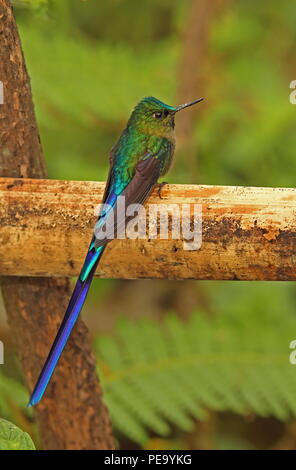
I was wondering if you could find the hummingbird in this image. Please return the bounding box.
[28,96,204,406]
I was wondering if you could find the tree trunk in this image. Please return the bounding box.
[0,0,115,450]
[176,0,228,181]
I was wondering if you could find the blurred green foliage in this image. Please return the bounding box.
[0,372,28,418]
[0,418,35,450]
[1,0,295,450]
[13,0,296,187]
[96,303,296,445]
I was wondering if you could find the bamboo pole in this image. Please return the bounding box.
[1,177,296,281]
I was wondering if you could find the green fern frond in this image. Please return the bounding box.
[95,311,296,444]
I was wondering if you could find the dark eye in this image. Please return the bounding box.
[163,109,169,118]
[153,111,163,119]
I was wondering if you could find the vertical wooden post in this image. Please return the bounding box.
[0,0,115,449]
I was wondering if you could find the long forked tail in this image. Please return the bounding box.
[28,240,105,407]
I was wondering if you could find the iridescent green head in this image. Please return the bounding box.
[129,96,204,139]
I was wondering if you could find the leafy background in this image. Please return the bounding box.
[0,0,296,450]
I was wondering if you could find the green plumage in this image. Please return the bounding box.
[107,97,178,196]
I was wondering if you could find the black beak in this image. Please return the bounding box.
[174,97,204,112]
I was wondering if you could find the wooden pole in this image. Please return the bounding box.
[1,178,296,281]
[0,1,115,450]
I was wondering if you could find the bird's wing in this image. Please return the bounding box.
[94,155,161,248]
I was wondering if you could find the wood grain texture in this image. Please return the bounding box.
[1,177,296,281]
[0,0,115,450]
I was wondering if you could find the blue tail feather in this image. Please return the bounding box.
[28,243,105,407]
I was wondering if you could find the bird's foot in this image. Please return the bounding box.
[157,181,168,199]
